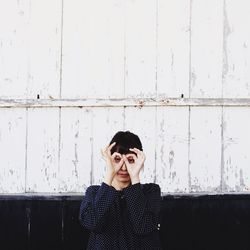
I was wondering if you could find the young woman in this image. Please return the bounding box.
[79,131,162,249]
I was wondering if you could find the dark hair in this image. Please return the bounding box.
[109,131,143,155]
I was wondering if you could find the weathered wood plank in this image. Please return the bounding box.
[223,0,250,98]
[25,0,62,99]
[222,107,250,192]
[26,108,60,192]
[189,107,221,192]
[59,108,92,192]
[156,107,189,193]
[0,0,61,99]
[190,0,224,97]
[91,107,124,185]
[0,108,26,193]
[157,0,190,98]
[124,0,157,97]
[0,1,30,98]
[62,0,124,98]
[124,107,156,184]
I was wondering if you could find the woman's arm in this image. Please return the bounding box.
[122,148,161,235]
[79,142,123,232]
[123,183,161,236]
[79,182,118,232]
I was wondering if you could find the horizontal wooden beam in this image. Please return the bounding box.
[1,98,250,108]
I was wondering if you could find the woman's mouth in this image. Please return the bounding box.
[118,172,129,176]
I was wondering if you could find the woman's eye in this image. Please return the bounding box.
[128,159,134,163]
[114,157,121,163]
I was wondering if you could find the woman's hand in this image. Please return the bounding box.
[123,148,146,185]
[101,142,124,185]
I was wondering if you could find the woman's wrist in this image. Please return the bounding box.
[130,175,140,185]
[104,171,115,186]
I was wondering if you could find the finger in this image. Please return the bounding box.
[113,156,124,169]
[102,147,111,157]
[118,158,125,168]
[111,152,122,159]
[102,145,109,156]
[104,142,115,157]
[101,150,107,162]
[122,155,131,171]
[130,149,144,159]
[127,154,137,162]
[131,148,145,159]
[103,144,112,157]
[108,142,116,151]
[122,155,130,165]
[111,153,122,165]
[129,148,143,155]
[124,156,134,174]
[138,153,146,163]
[101,148,106,157]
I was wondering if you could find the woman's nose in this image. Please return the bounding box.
[121,162,127,170]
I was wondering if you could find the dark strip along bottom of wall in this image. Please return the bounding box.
[0,194,250,250]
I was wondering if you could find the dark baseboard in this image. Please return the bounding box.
[0,194,250,250]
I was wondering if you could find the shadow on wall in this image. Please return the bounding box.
[0,195,250,250]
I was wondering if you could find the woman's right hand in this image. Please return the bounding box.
[101,142,124,185]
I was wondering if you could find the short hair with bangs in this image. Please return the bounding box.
[109,131,143,155]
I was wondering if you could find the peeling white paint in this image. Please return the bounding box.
[0,1,250,194]
[189,107,222,192]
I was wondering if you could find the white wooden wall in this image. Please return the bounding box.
[1,0,250,194]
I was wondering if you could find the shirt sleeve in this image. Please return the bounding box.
[79,182,118,232]
[123,183,161,236]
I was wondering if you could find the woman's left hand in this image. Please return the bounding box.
[122,148,146,184]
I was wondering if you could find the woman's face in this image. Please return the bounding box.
[113,153,135,183]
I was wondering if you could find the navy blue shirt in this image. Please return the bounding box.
[79,182,162,250]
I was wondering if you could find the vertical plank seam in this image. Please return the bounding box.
[122,107,125,130]
[153,0,159,183]
[221,0,227,192]
[155,0,159,97]
[123,0,126,98]
[154,0,159,184]
[153,0,159,186]
[90,109,94,185]
[58,0,63,192]
[189,0,192,99]
[59,0,64,99]
[58,107,61,191]
[25,108,29,192]
[222,0,229,92]
[187,0,193,192]
[220,106,224,192]
[188,107,191,192]
[154,106,157,184]
[222,0,226,99]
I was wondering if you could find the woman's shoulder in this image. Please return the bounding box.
[85,184,101,194]
[141,183,161,194]
[85,182,115,194]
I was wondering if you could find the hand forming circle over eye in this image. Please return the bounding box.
[122,148,146,180]
[101,142,124,177]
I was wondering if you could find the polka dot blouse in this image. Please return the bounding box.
[79,182,162,250]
